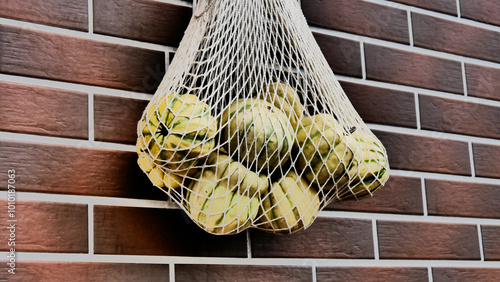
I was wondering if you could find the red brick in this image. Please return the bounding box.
[412,13,500,63]
[365,44,463,94]
[0,81,88,139]
[426,180,500,219]
[433,268,500,282]
[391,0,457,15]
[466,64,500,101]
[302,0,409,44]
[473,143,500,179]
[94,206,247,257]
[377,221,480,260]
[0,140,167,200]
[374,130,471,175]
[340,81,417,128]
[0,0,88,31]
[316,267,428,282]
[251,218,374,259]
[419,94,500,139]
[94,95,148,144]
[0,24,165,93]
[176,265,312,282]
[482,225,500,260]
[0,200,87,253]
[93,0,191,46]
[313,33,362,78]
[461,0,500,27]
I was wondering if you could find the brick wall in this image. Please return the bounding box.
[1,0,500,281]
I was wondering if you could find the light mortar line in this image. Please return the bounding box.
[360,41,367,80]
[478,224,485,261]
[388,169,500,186]
[246,229,252,258]
[372,219,380,260]
[457,0,462,18]
[153,0,192,7]
[462,62,468,96]
[170,264,176,282]
[88,93,95,141]
[428,267,433,282]
[414,93,421,130]
[469,142,476,177]
[407,10,414,46]
[421,178,428,216]
[312,266,317,282]
[88,204,94,255]
[88,0,94,33]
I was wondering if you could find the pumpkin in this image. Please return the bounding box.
[257,82,304,130]
[136,141,183,189]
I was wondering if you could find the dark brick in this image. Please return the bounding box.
[0,0,88,31]
[0,81,88,139]
[419,94,500,139]
[433,268,500,282]
[466,64,500,101]
[0,200,87,253]
[412,13,500,63]
[426,180,500,219]
[365,44,463,94]
[392,0,456,15]
[302,0,409,44]
[0,24,165,93]
[482,225,500,260]
[461,0,500,27]
[313,33,362,78]
[340,81,417,128]
[316,267,428,282]
[378,221,480,260]
[176,265,312,282]
[374,130,471,175]
[473,143,500,179]
[0,140,167,200]
[251,218,374,259]
[93,0,192,46]
[94,95,148,144]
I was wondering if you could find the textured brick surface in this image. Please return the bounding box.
[461,0,500,26]
[94,206,247,257]
[316,267,428,282]
[466,64,500,101]
[0,200,87,253]
[0,24,165,93]
[378,221,480,260]
[94,95,148,144]
[0,0,88,31]
[426,180,500,219]
[374,130,471,175]
[391,0,457,15]
[419,95,500,139]
[93,0,191,46]
[251,218,374,259]
[433,268,500,282]
[365,44,463,94]
[473,143,500,178]
[340,82,417,128]
[0,81,88,139]
[482,225,500,260]
[327,176,423,215]
[0,140,166,200]
[313,33,362,78]
[176,265,312,282]
[303,0,409,44]
[412,13,500,63]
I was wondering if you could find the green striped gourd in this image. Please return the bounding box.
[257,82,304,130]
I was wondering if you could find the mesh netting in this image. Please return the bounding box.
[136,0,389,235]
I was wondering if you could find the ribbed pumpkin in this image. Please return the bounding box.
[221,98,294,170]
[257,82,304,130]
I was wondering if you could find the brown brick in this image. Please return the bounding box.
[391,0,457,15]
[313,33,362,78]
[433,268,500,282]
[412,13,500,63]
[426,180,500,219]
[94,206,247,256]
[466,64,500,101]
[378,221,480,259]
[340,81,417,128]
[316,267,428,282]
[0,81,88,139]
[5,261,169,281]
[327,176,423,215]
[93,0,191,46]
[473,143,500,178]
[0,24,165,93]
[0,140,167,200]
[251,218,373,259]
[0,0,88,31]
[461,0,500,27]
[482,225,500,260]
[365,44,463,94]
[94,95,148,144]
[0,200,87,253]
[302,0,409,44]
[176,265,312,282]
[374,130,471,175]
[419,94,500,139]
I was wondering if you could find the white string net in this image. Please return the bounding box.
[136,0,390,235]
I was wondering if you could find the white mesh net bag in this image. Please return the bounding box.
[136,0,390,235]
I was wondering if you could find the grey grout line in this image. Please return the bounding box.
[478,224,485,261]
[360,41,366,80]
[414,92,421,130]
[88,93,94,142]
[88,0,94,33]
[312,266,317,282]
[88,204,94,255]
[462,62,468,96]
[428,267,433,282]
[457,0,461,18]
[246,229,252,258]
[421,178,428,216]
[469,142,476,178]
[407,10,414,46]
[372,219,380,260]
[170,264,176,282]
